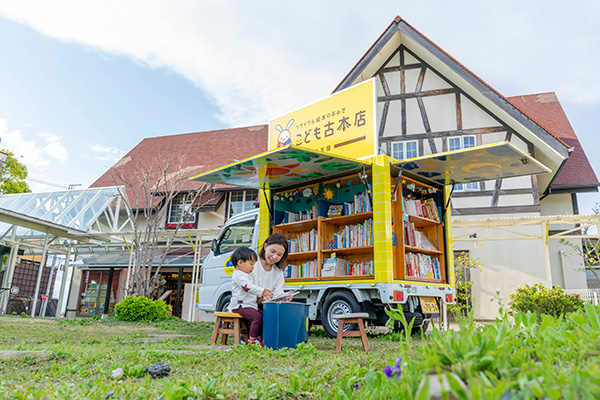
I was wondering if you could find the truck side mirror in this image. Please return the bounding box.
[211,238,219,256]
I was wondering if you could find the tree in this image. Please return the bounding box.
[0,149,30,194]
[112,154,214,299]
[449,244,484,316]
[559,203,600,286]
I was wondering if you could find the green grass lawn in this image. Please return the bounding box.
[0,316,410,399]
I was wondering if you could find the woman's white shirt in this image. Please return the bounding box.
[250,262,285,298]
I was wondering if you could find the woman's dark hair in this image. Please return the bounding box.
[231,246,258,267]
[259,233,289,270]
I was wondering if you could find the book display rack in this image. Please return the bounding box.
[273,173,375,281]
[392,175,446,282]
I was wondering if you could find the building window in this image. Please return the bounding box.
[168,194,196,224]
[391,140,418,160]
[228,190,259,218]
[448,136,478,191]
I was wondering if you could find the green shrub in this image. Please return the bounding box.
[114,296,171,322]
[508,283,584,318]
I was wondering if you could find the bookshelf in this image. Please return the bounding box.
[272,174,375,281]
[392,175,446,282]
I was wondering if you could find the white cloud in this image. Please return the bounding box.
[1,118,69,169]
[38,132,69,160]
[0,1,599,123]
[89,143,127,163]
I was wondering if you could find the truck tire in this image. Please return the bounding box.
[393,311,424,334]
[412,319,429,335]
[322,291,361,338]
[217,294,231,312]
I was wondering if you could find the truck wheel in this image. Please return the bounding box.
[322,292,361,338]
[217,294,231,312]
[392,311,424,333]
[411,319,429,335]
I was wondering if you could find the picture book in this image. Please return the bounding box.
[264,291,301,303]
[327,204,343,217]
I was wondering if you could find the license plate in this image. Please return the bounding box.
[420,297,439,314]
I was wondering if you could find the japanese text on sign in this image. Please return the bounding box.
[268,79,376,159]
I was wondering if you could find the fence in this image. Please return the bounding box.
[2,296,58,317]
[564,289,600,305]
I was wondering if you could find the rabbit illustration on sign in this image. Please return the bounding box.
[275,119,294,147]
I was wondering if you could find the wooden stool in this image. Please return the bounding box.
[210,312,248,345]
[333,312,370,351]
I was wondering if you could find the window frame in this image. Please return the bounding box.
[214,219,256,255]
[448,135,479,191]
[167,193,197,224]
[227,189,259,219]
[391,140,419,160]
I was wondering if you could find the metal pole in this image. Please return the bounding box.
[0,241,19,313]
[175,265,183,318]
[102,267,114,318]
[542,222,553,287]
[56,245,72,317]
[41,254,58,317]
[31,232,51,318]
[188,234,201,322]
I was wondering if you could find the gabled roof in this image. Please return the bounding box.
[91,125,269,201]
[508,93,599,193]
[334,16,571,193]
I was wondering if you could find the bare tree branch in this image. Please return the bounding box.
[110,154,215,299]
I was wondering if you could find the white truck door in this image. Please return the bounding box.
[198,216,257,311]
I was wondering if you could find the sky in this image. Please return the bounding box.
[0,1,599,213]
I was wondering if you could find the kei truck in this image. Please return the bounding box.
[191,79,551,337]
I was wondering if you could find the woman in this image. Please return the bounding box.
[250,233,289,302]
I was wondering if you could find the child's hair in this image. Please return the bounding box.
[231,246,258,267]
[259,233,289,270]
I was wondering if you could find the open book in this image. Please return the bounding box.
[264,291,300,303]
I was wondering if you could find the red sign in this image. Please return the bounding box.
[41,294,48,301]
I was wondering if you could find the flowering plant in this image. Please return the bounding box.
[508,283,584,319]
[165,222,195,229]
[383,357,402,379]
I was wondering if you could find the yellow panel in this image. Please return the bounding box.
[269,80,377,160]
[372,154,393,283]
[444,185,455,287]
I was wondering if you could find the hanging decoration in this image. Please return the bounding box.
[323,187,334,200]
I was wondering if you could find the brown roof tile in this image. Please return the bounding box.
[91,125,268,201]
[507,93,598,188]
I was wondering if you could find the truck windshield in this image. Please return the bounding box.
[215,219,255,255]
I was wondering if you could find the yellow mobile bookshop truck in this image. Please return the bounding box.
[191,80,550,337]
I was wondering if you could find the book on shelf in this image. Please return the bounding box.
[405,252,442,280]
[321,257,374,277]
[350,192,372,214]
[282,203,318,223]
[328,219,373,249]
[288,229,318,253]
[403,222,436,250]
[402,198,440,222]
[284,259,318,279]
[327,204,343,217]
[264,290,300,303]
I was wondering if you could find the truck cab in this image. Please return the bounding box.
[198,208,259,312]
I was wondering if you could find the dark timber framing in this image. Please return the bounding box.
[372,45,541,210]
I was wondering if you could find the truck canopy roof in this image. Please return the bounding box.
[392,141,550,187]
[190,145,371,191]
[191,142,550,191]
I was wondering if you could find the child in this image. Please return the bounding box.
[227,246,272,345]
